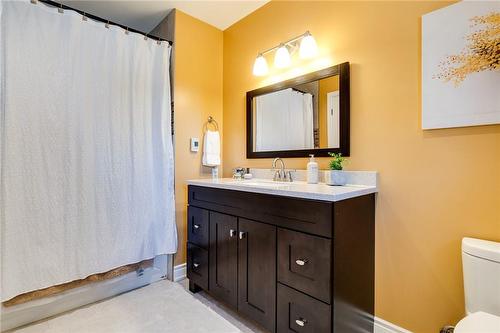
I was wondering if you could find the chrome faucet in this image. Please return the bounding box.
[272,157,285,181]
[272,157,294,182]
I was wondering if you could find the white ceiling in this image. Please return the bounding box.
[60,1,269,32]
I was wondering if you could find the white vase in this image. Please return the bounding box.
[324,170,347,186]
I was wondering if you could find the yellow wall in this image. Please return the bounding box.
[318,75,339,147]
[174,10,223,265]
[222,1,500,332]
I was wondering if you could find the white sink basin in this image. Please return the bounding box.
[228,180,291,188]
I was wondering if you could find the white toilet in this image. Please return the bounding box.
[454,238,500,332]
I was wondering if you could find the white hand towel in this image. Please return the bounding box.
[202,130,221,167]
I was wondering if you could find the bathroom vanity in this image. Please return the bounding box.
[186,178,376,333]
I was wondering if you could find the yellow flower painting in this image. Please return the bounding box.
[435,12,500,86]
[422,1,500,129]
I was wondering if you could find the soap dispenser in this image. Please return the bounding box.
[307,154,318,184]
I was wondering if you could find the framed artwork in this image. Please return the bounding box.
[422,1,500,129]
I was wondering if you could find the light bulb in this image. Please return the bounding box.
[252,54,268,76]
[299,32,318,59]
[274,44,291,68]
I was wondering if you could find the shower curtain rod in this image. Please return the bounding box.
[36,0,173,46]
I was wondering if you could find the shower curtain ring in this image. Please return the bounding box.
[82,12,87,21]
[144,35,148,41]
[125,27,129,35]
[58,3,64,14]
[157,38,161,45]
[30,0,37,4]
[105,21,110,29]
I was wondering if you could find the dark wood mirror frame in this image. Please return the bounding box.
[246,62,350,158]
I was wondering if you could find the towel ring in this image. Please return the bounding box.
[205,116,219,131]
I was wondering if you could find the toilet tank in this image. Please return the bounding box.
[462,238,500,316]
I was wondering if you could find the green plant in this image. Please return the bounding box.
[328,152,346,170]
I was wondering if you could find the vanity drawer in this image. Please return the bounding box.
[277,228,331,303]
[188,185,333,237]
[187,243,208,290]
[187,206,209,249]
[277,283,331,333]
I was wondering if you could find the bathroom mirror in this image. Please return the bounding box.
[247,62,349,158]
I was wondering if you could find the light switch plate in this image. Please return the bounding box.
[190,137,199,152]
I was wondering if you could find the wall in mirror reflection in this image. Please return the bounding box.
[252,75,340,152]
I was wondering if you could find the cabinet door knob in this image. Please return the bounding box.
[193,224,200,229]
[239,231,246,240]
[229,229,236,237]
[295,318,307,327]
[295,259,308,266]
[193,263,200,268]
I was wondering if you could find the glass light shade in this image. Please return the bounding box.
[252,54,268,76]
[299,34,318,59]
[274,45,291,68]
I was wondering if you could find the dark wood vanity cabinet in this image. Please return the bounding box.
[238,218,276,331]
[186,185,375,333]
[209,211,239,307]
[206,212,276,331]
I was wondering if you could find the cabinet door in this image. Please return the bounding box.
[277,228,331,303]
[187,243,208,290]
[277,283,331,333]
[209,211,238,307]
[238,219,276,332]
[187,206,209,249]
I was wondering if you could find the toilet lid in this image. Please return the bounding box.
[455,312,500,333]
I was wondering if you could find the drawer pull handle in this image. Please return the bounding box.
[193,224,200,229]
[193,263,200,268]
[295,259,308,266]
[295,318,307,327]
[239,231,246,240]
[229,229,236,237]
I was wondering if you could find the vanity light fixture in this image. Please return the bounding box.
[274,44,292,68]
[299,31,318,59]
[253,53,269,76]
[252,31,318,76]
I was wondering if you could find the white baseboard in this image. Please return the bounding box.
[374,316,412,333]
[173,263,187,282]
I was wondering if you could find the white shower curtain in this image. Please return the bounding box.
[255,88,314,151]
[0,1,177,301]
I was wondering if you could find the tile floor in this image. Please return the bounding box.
[3,276,392,333]
[6,279,266,333]
[178,279,266,333]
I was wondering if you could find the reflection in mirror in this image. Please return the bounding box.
[247,62,349,158]
[252,75,340,152]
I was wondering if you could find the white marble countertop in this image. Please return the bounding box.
[186,178,378,202]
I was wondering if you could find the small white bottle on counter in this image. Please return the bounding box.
[307,154,318,184]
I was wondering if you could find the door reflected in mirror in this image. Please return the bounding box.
[247,63,349,158]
